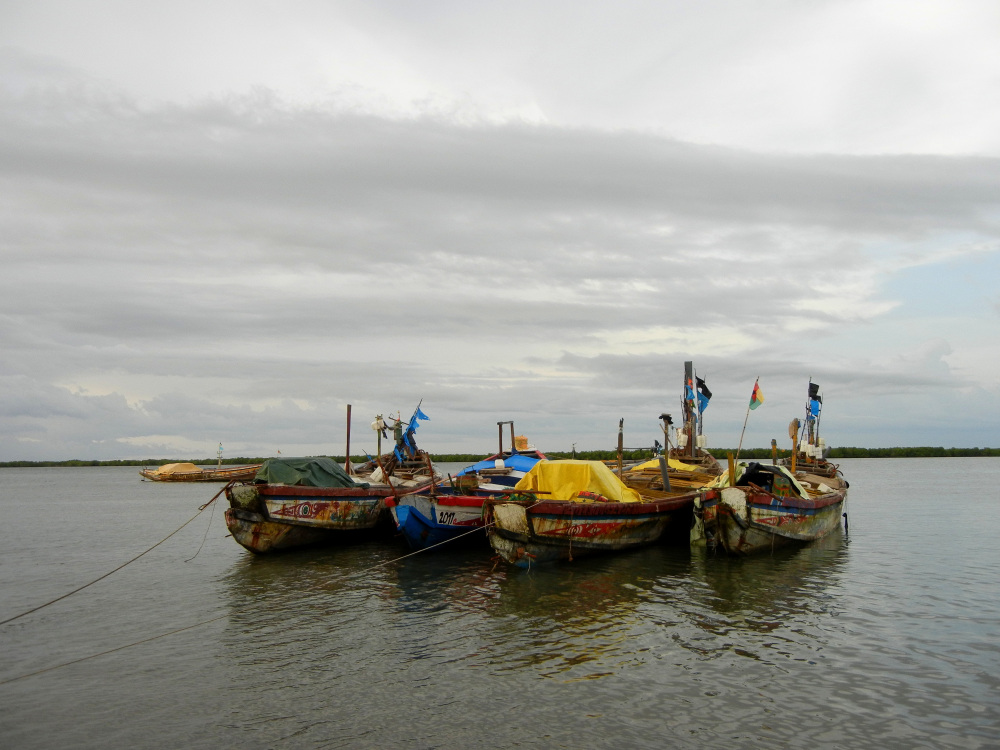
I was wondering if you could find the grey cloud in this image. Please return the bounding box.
[1,54,998,459]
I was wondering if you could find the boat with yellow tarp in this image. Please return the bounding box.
[485,460,707,567]
[139,462,262,482]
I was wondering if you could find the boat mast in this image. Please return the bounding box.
[684,360,696,459]
[345,403,353,474]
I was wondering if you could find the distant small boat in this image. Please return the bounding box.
[485,459,703,567]
[692,461,848,555]
[387,422,545,551]
[140,462,261,482]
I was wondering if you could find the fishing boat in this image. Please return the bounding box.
[691,460,848,555]
[223,406,438,554]
[140,462,261,482]
[485,459,704,567]
[387,422,546,551]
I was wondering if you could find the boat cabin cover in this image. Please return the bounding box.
[514,460,642,503]
[253,457,369,488]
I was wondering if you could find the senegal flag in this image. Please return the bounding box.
[749,381,765,410]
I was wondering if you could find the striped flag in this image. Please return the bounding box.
[749,381,765,410]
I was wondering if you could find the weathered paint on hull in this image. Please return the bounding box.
[698,486,846,555]
[223,483,395,553]
[225,508,344,553]
[487,495,695,567]
[261,494,387,530]
[391,504,486,550]
[389,492,488,550]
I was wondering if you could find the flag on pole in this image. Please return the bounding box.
[696,377,712,413]
[749,381,765,410]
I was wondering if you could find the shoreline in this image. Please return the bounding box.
[2,445,998,467]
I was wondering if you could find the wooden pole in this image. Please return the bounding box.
[658,456,671,491]
[617,418,624,475]
[496,420,517,455]
[345,404,352,475]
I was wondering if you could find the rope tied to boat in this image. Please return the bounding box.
[0,482,232,628]
[0,492,548,685]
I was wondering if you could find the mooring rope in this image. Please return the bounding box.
[0,484,229,628]
[0,495,544,684]
[184,490,220,563]
[0,614,230,686]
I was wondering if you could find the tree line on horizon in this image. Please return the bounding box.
[1,445,998,467]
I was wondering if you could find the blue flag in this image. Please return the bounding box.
[415,407,430,421]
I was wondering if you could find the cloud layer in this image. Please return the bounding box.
[2,3,999,459]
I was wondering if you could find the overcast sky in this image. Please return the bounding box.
[2,0,998,461]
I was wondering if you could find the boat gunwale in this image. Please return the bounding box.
[502,492,699,518]
[255,484,398,498]
[706,486,846,511]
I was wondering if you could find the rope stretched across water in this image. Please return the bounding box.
[0,493,543,684]
[0,483,231,628]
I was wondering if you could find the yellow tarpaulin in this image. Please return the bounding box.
[631,457,702,473]
[513,460,643,503]
[155,463,201,474]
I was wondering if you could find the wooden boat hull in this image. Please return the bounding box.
[388,492,489,550]
[486,494,696,568]
[387,450,544,551]
[390,495,488,550]
[695,485,847,555]
[224,508,347,553]
[224,483,395,554]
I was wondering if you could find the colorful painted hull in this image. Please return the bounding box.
[694,484,847,555]
[224,483,396,554]
[389,492,488,550]
[225,508,343,553]
[388,451,545,551]
[486,493,697,567]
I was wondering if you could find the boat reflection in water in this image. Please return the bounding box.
[677,528,850,664]
[388,546,682,680]
[215,520,849,692]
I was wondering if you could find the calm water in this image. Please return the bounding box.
[1,459,998,749]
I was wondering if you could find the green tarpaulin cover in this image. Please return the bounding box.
[253,457,369,488]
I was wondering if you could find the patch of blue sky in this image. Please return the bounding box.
[881,245,1000,319]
